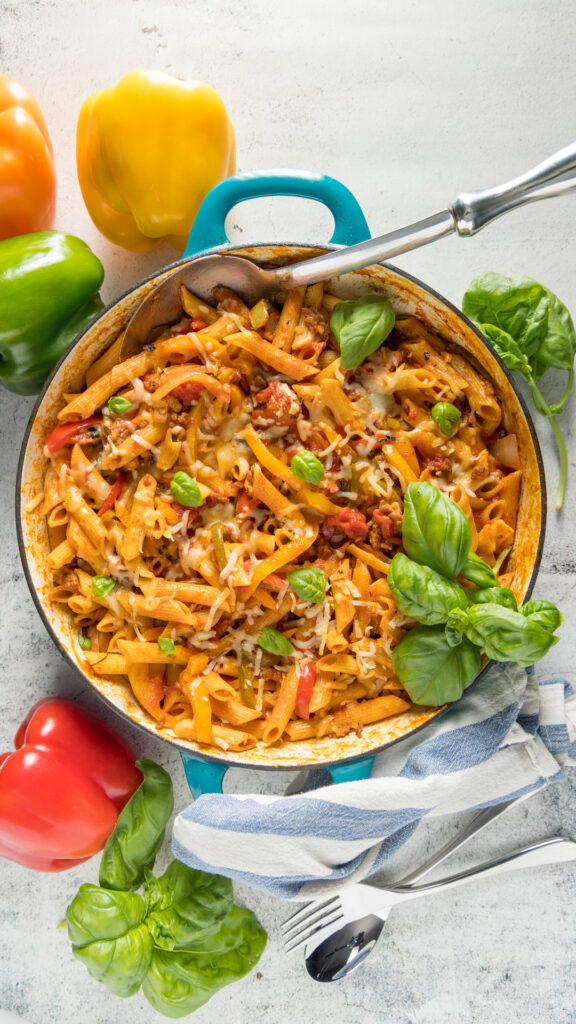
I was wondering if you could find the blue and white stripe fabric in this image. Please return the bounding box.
[172,665,576,900]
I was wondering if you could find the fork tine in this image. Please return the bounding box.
[284,910,345,953]
[282,898,341,941]
[280,895,340,934]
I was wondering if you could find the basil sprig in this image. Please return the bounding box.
[388,481,563,707]
[430,402,461,437]
[330,293,396,369]
[463,273,576,509]
[290,450,324,485]
[288,567,327,604]
[65,760,267,1017]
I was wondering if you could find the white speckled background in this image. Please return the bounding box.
[1,0,575,1021]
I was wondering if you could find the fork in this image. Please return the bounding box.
[281,836,576,954]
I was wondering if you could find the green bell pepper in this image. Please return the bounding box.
[0,230,104,395]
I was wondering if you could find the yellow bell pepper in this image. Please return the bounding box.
[76,71,235,252]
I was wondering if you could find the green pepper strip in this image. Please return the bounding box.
[210,523,228,572]
[238,662,257,709]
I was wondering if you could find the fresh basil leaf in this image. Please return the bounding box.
[257,627,294,656]
[392,625,480,706]
[430,402,461,437]
[464,603,559,666]
[330,293,396,370]
[388,553,468,625]
[99,760,174,892]
[92,574,116,598]
[444,608,469,647]
[170,472,203,508]
[287,567,327,604]
[107,396,132,416]
[460,551,499,588]
[145,861,233,951]
[520,599,564,632]
[467,586,517,610]
[77,631,92,650]
[142,906,267,1018]
[402,481,471,578]
[290,450,324,485]
[66,884,152,998]
[158,637,176,657]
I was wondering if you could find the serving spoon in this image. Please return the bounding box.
[120,141,576,359]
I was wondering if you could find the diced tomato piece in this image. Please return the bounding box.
[373,510,394,539]
[44,416,102,455]
[171,381,205,406]
[263,572,286,590]
[320,508,368,542]
[236,491,260,515]
[98,472,126,517]
[189,317,208,331]
[295,664,317,720]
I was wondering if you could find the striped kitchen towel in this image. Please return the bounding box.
[172,665,576,899]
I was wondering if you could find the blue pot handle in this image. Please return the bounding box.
[180,750,375,797]
[185,168,371,256]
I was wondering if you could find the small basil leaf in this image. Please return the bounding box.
[99,760,174,892]
[287,567,327,604]
[520,599,564,632]
[145,861,233,951]
[430,402,461,437]
[402,481,471,578]
[66,884,152,998]
[170,472,203,508]
[107,396,132,416]
[464,603,559,666]
[467,586,517,610]
[77,631,92,650]
[392,625,480,706]
[257,627,294,656]
[158,637,176,657]
[290,450,324,485]
[444,608,469,647]
[460,552,499,588]
[388,553,468,625]
[330,294,396,370]
[92,574,116,598]
[142,906,267,1017]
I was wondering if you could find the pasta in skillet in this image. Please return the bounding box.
[37,282,521,752]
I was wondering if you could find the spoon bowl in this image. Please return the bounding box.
[305,914,386,982]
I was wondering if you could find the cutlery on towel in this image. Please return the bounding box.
[281,837,576,981]
[121,141,576,358]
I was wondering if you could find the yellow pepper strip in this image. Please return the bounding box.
[76,71,235,252]
[240,425,342,515]
[382,443,418,488]
[246,524,319,599]
[191,681,213,745]
[152,366,230,404]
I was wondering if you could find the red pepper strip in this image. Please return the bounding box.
[0,698,141,872]
[236,491,260,515]
[44,415,102,454]
[295,664,317,720]
[171,381,205,406]
[98,471,126,517]
[263,572,286,590]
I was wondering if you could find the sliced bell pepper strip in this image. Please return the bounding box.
[44,415,102,455]
[295,664,317,720]
[98,471,126,517]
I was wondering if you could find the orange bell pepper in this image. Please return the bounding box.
[0,74,56,240]
[76,70,236,252]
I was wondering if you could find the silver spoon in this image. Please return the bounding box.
[120,141,576,359]
[302,837,576,982]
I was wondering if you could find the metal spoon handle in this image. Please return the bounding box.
[383,838,576,909]
[277,141,576,290]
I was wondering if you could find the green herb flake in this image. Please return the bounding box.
[288,567,327,604]
[290,450,324,485]
[92,575,116,598]
[257,627,294,656]
[158,637,176,658]
[107,396,132,416]
[77,632,92,650]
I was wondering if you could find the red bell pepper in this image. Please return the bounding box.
[0,698,142,871]
[295,664,317,720]
[98,471,126,516]
[44,415,102,455]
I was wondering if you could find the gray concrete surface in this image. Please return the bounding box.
[0,0,575,1021]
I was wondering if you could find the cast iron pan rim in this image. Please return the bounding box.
[15,242,547,773]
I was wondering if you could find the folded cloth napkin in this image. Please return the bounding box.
[172,665,576,900]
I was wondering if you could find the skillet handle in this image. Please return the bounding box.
[180,752,228,797]
[184,169,371,255]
